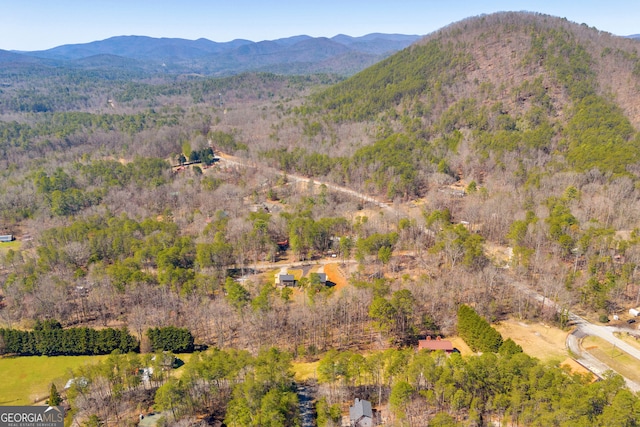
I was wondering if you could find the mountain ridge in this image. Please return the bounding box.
[257,11,640,202]
[8,33,422,76]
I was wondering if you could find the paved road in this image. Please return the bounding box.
[510,280,640,390]
[566,314,640,392]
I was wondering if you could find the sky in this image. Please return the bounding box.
[2,0,639,51]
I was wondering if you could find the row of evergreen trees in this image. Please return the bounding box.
[0,326,138,356]
[457,305,504,353]
[147,326,194,353]
[0,322,195,356]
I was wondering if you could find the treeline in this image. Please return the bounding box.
[0,110,181,151]
[0,324,200,356]
[314,347,639,426]
[457,304,504,353]
[147,326,194,353]
[0,323,138,356]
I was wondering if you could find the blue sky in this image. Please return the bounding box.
[2,0,639,51]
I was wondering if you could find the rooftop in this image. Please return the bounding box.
[349,398,373,420]
[418,336,454,352]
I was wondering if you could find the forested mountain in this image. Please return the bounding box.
[3,11,640,426]
[264,12,640,197]
[9,33,421,76]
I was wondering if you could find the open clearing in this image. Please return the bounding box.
[0,352,197,405]
[324,263,348,293]
[494,318,568,362]
[0,355,107,405]
[292,360,320,381]
[583,335,640,383]
[0,240,21,255]
[449,336,473,355]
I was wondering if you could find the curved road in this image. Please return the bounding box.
[567,313,640,392]
[511,280,640,391]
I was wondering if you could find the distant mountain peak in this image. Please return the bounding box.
[12,33,422,76]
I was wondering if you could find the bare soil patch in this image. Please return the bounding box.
[324,263,349,293]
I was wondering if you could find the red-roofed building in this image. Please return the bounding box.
[418,336,455,353]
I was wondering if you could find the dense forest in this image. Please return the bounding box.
[2,11,640,426]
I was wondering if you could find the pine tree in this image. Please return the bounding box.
[47,383,62,406]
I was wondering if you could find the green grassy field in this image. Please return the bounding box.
[583,336,640,384]
[0,355,107,405]
[0,240,21,255]
[291,360,319,381]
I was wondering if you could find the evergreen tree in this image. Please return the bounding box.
[47,383,62,406]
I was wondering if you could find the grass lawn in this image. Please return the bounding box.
[0,355,107,406]
[0,240,21,255]
[0,352,196,405]
[291,360,320,381]
[613,331,640,352]
[494,318,569,362]
[449,336,473,355]
[582,336,640,383]
[287,269,303,280]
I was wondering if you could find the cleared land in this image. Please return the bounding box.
[0,355,107,406]
[292,360,320,381]
[583,335,640,383]
[449,336,473,355]
[0,240,21,255]
[324,263,348,293]
[494,318,569,362]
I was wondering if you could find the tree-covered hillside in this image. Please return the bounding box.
[267,12,640,199]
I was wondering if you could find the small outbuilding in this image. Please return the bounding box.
[630,308,640,317]
[418,336,455,353]
[349,398,373,427]
[0,235,14,242]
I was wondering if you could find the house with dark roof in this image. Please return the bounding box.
[349,398,373,427]
[275,268,296,287]
[277,274,295,287]
[418,336,455,353]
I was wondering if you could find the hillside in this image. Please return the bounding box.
[263,12,640,198]
[313,13,640,126]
